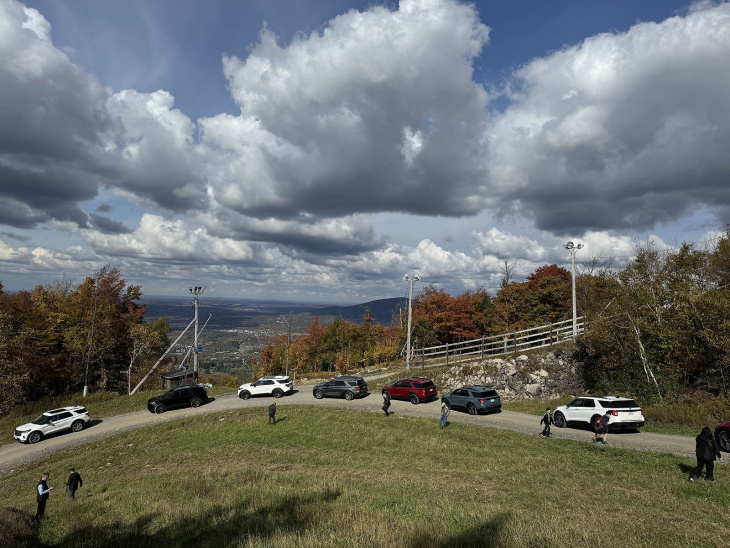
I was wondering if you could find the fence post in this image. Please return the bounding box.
[549,324,553,348]
[446,343,449,367]
[481,340,484,360]
[513,333,517,359]
[422,349,425,369]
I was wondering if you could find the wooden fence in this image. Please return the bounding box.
[410,317,584,368]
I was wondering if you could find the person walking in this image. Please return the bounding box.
[540,407,553,437]
[689,426,722,482]
[35,472,54,521]
[594,410,610,444]
[65,468,83,500]
[382,391,391,417]
[439,402,449,429]
[268,402,277,425]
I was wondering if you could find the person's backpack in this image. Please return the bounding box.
[596,416,605,430]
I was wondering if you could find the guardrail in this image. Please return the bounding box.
[411,317,584,368]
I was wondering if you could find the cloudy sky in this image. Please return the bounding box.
[1,0,728,303]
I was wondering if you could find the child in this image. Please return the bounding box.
[594,410,610,444]
[540,407,553,437]
[439,402,449,429]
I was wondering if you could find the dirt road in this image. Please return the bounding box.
[0,387,704,475]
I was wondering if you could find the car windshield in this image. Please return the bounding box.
[32,415,49,425]
[474,391,497,398]
[600,399,638,408]
[413,381,434,388]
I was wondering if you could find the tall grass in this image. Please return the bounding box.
[2,406,727,547]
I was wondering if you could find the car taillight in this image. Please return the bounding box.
[479,399,484,404]
[612,410,617,416]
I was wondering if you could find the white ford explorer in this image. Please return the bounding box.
[14,406,91,444]
[553,396,645,431]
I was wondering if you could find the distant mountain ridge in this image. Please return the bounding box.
[314,297,407,325]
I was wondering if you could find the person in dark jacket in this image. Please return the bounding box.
[35,472,54,521]
[689,426,722,482]
[540,407,553,437]
[382,392,391,416]
[65,468,82,500]
[268,402,276,425]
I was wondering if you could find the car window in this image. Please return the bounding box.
[568,399,581,407]
[599,399,638,408]
[474,391,497,398]
[454,389,467,397]
[263,380,275,385]
[56,412,73,420]
[76,408,88,414]
[414,381,435,388]
[32,415,48,425]
[394,381,409,388]
[582,399,595,407]
[334,381,345,387]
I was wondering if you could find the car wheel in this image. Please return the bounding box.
[239,391,251,400]
[28,431,42,444]
[718,429,730,452]
[314,389,324,399]
[553,412,566,428]
[154,403,167,414]
[590,415,601,431]
[71,420,84,433]
[410,393,420,405]
[190,397,202,408]
[273,388,284,398]
[467,403,477,415]
[345,391,354,401]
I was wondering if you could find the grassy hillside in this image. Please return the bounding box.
[2,406,727,547]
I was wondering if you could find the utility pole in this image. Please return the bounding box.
[189,286,205,384]
[404,274,420,370]
[563,241,583,338]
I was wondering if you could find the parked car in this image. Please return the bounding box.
[238,375,294,399]
[715,420,730,453]
[442,386,502,415]
[553,396,645,431]
[14,406,90,444]
[313,376,368,400]
[382,377,438,405]
[147,385,208,413]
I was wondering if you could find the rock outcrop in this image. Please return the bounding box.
[435,350,584,401]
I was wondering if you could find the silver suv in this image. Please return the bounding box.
[238,375,294,399]
[553,396,644,431]
[14,406,91,444]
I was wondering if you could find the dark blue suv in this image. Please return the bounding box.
[441,386,501,415]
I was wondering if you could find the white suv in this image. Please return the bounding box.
[238,376,294,399]
[553,396,644,431]
[14,406,91,444]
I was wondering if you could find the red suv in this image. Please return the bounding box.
[382,377,438,405]
[716,420,730,453]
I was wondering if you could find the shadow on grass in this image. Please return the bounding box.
[55,489,341,547]
[0,507,39,548]
[273,416,287,424]
[677,462,695,475]
[408,512,511,548]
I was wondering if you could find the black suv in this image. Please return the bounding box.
[147,385,208,413]
[313,376,368,400]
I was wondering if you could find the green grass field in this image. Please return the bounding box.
[2,406,727,547]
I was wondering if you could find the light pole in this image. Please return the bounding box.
[404,274,420,370]
[189,286,205,384]
[563,242,582,338]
